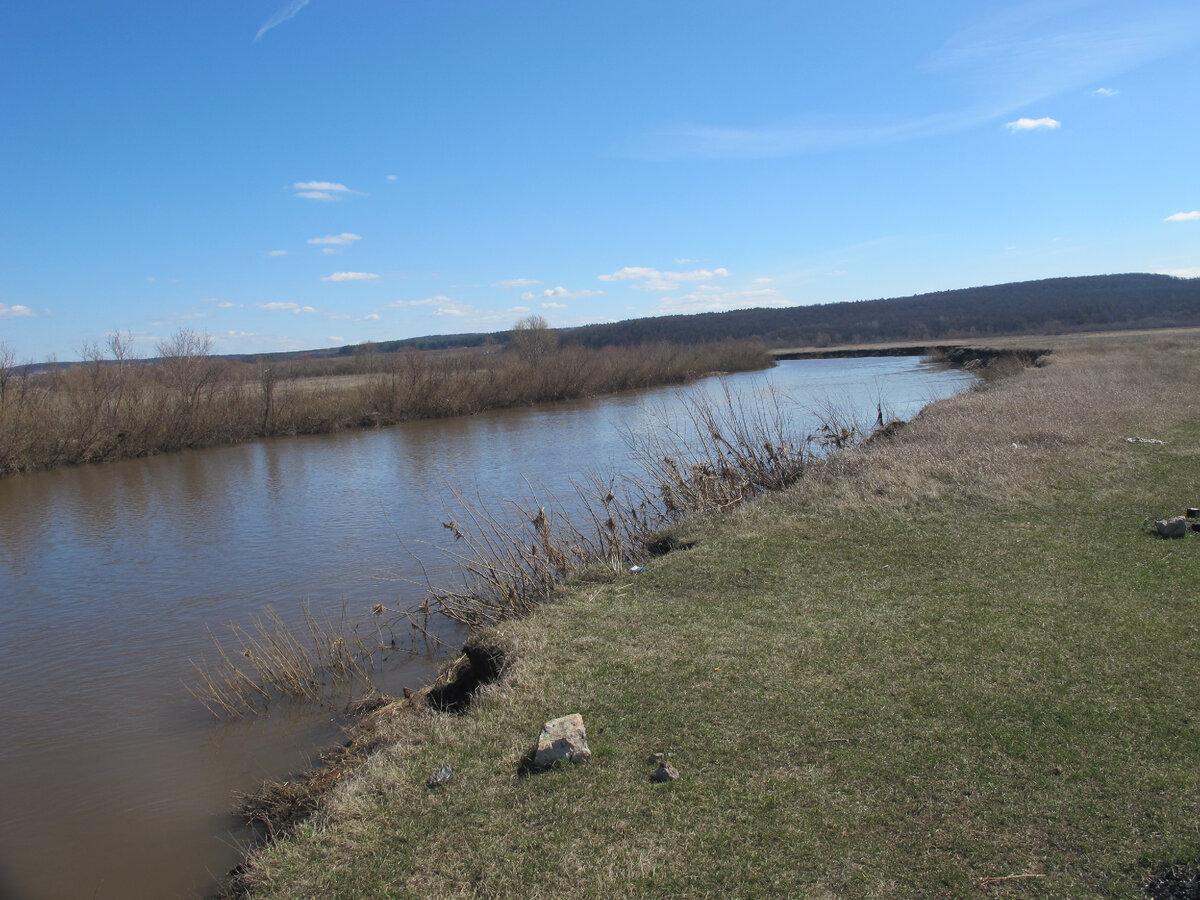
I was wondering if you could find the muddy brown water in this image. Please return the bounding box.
[0,358,971,899]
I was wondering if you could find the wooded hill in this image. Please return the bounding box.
[264,273,1200,362]
[563,273,1200,349]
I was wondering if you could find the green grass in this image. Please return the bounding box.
[236,333,1200,899]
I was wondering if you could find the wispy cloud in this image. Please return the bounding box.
[0,303,35,319]
[390,297,446,308]
[308,232,362,246]
[495,277,542,288]
[541,301,568,309]
[599,266,729,290]
[293,181,359,201]
[259,302,317,314]
[1093,87,1120,97]
[520,285,604,301]
[1156,267,1200,278]
[255,0,312,41]
[1165,211,1200,222]
[658,287,789,315]
[1006,116,1061,131]
[322,271,380,282]
[631,1,1200,158]
[267,249,288,257]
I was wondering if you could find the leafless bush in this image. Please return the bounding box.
[626,385,817,515]
[424,480,659,628]
[420,386,853,627]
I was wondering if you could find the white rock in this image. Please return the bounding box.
[533,713,592,768]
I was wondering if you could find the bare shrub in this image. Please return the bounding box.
[627,385,816,515]
[425,480,658,628]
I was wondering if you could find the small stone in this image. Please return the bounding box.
[1156,516,1188,538]
[651,763,678,783]
[533,714,591,768]
[426,765,453,788]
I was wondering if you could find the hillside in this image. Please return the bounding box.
[565,273,1200,349]
[246,273,1200,363]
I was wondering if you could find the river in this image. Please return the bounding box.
[0,357,971,899]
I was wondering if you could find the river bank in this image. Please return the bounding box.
[0,338,770,477]
[226,327,1200,898]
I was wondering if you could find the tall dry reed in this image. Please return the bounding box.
[0,334,771,476]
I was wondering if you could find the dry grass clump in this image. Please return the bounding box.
[426,482,659,628]
[188,603,378,718]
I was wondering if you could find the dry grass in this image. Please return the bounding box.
[188,603,378,718]
[0,335,771,476]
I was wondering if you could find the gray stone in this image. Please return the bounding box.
[426,765,453,788]
[651,763,679,783]
[1156,516,1188,538]
[533,714,591,768]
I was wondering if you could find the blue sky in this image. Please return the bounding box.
[2,0,1198,361]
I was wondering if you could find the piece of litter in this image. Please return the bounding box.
[426,765,453,788]
[629,565,645,573]
[1126,437,1164,444]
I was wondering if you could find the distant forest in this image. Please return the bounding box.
[564,274,1200,349]
[275,273,1200,362]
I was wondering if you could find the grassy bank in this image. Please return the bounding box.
[0,335,768,476]
[232,330,1200,899]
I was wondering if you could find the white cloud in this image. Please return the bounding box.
[1156,267,1200,278]
[521,285,604,301]
[1093,87,1120,97]
[435,307,467,317]
[293,181,359,201]
[308,233,362,246]
[386,174,398,181]
[1165,211,1200,222]
[598,266,730,291]
[364,313,381,320]
[541,301,568,309]
[752,277,773,284]
[390,296,447,308]
[658,287,789,315]
[267,249,288,257]
[322,271,380,282]
[322,248,340,255]
[259,302,316,314]
[495,277,542,288]
[255,0,311,41]
[598,266,662,283]
[0,303,35,318]
[1006,117,1061,131]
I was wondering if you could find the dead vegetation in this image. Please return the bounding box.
[0,331,771,476]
